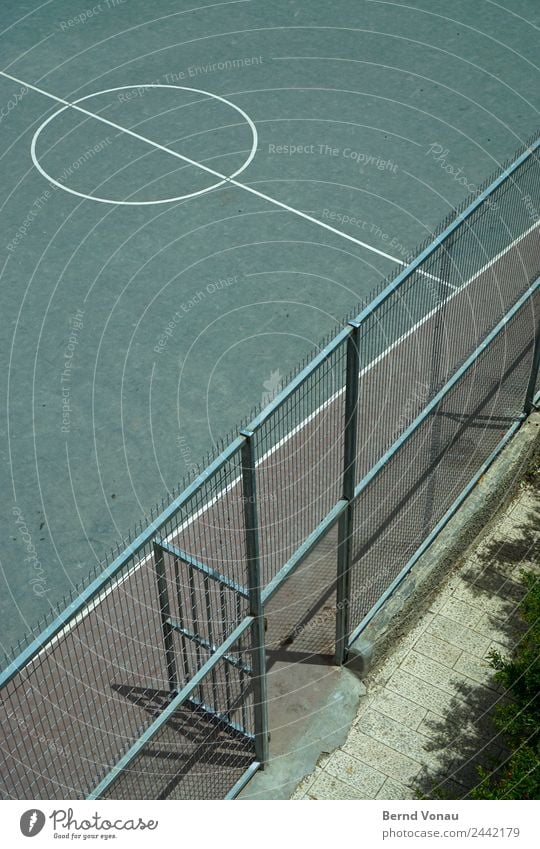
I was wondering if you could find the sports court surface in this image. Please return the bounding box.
[1,0,539,652]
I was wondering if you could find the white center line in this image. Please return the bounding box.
[1,69,409,265]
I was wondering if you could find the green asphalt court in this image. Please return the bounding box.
[1,0,538,651]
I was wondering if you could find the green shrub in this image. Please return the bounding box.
[471,572,540,799]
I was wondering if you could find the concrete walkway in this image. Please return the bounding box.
[292,462,539,800]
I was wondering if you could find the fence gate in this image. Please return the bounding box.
[153,537,255,743]
[89,432,270,800]
[89,535,261,801]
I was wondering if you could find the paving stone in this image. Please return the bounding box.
[451,578,525,620]
[416,711,460,744]
[342,727,422,785]
[359,708,434,764]
[289,789,308,800]
[444,576,486,609]
[417,769,470,800]
[349,692,378,728]
[417,710,501,746]
[413,632,462,668]
[495,515,537,543]
[323,749,386,797]
[511,561,540,579]
[457,556,509,585]
[396,611,436,651]
[376,777,417,800]
[400,650,481,699]
[370,688,427,731]
[421,747,477,794]
[369,614,435,687]
[471,536,497,561]
[291,768,321,799]
[453,651,499,690]
[427,596,448,616]
[484,640,512,661]
[473,612,518,649]
[439,597,485,629]
[398,658,499,716]
[427,581,461,614]
[386,667,453,717]
[444,747,506,794]
[427,614,491,657]
[307,770,370,800]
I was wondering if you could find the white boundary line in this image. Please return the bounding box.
[27,219,538,665]
[1,69,407,265]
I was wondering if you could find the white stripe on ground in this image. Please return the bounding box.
[27,219,538,666]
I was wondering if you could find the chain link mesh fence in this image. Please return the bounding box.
[1,135,538,800]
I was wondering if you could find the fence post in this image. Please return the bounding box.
[524,318,540,416]
[240,429,270,766]
[335,320,361,665]
[153,541,178,694]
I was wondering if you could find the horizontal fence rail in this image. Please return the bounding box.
[1,134,539,801]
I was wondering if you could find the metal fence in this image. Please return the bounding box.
[1,135,539,800]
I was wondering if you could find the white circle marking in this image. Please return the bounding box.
[30,84,258,206]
